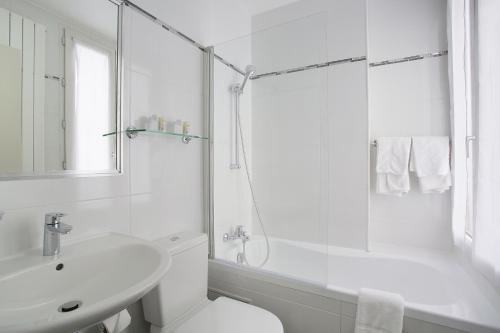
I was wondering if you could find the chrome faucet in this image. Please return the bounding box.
[223,225,250,242]
[224,226,250,265]
[43,213,72,256]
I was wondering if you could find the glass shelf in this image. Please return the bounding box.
[103,127,208,143]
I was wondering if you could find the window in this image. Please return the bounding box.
[464,0,476,238]
[65,30,116,171]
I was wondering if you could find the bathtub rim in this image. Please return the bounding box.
[209,258,500,333]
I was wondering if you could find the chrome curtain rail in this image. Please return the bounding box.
[214,54,246,76]
[121,0,245,76]
[369,50,448,67]
[250,56,367,80]
[122,0,205,51]
[44,74,63,81]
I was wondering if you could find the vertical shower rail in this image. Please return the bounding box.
[205,47,215,259]
[230,85,241,169]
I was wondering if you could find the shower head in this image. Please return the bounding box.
[239,65,256,94]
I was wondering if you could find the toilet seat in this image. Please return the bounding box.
[175,297,283,333]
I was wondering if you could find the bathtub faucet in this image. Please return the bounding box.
[223,225,250,242]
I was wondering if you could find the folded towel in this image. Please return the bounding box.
[410,136,451,193]
[376,137,411,196]
[102,309,131,333]
[355,288,404,333]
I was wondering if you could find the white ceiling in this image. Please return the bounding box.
[28,0,118,40]
[238,0,301,15]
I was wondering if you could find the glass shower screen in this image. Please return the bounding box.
[211,13,329,286]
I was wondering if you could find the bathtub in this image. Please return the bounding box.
[209,237,500,333]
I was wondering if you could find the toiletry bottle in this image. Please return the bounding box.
[174,119,183,133]
[148,115,158,130]
[158,117,166,131]
[182,121,191,135]
[166,120,175,132]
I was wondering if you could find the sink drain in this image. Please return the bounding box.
[58,300,82,313]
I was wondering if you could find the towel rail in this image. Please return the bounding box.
[371,138,453,167]
[369,50,448,67]
[371,138,452,148]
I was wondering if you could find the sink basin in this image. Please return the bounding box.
[0,233,171,333]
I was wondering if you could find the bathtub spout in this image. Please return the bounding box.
[223,225,250,242]
[237,252,246,264]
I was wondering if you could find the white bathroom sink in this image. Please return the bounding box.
[0,233,171,333]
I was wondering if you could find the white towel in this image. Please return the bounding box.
[355,288,404,333]
[410,136,451,193]
[376,137,411,196]
[102,309,131,333]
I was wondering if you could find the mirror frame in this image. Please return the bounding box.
[0,0,124,181]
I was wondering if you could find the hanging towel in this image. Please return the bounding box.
[376,137,412,196]
[102,309,131,333]
[410,136,451,193]
[355,288,404,333]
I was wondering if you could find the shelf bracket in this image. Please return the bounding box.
[126,126,194,144]
[126,127,139,139]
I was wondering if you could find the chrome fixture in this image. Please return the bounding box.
[250,56,366,80]
[230,84,241,169]
[43,213,72,256]
[124,126,194,144]
[369,50,448,67]
[224,226,250,265]
[371,137,453,148]
[237,65,257,94]
[230,65,257,169]
[126,126,140,139]
[466,135,476,158]
[236,252,246,264]
[223,225,250,242]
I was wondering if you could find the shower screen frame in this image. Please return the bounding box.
[204,46,216,259]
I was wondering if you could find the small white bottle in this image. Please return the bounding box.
[166,120,175,132]
[158,117,166,131]
[174,119,183,133]
[182,121,190,135]
[148,115,158,130]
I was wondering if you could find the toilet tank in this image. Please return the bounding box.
[142,232,208,328]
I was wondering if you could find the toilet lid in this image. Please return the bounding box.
[176,297,283,333]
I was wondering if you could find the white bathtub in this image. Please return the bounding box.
[211,237,500,333]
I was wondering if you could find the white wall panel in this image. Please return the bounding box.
[9,13,22,49]
[367,0,452,250]
[0,8,8,45]
[0,45,22,173]
[248,0,368,249]
[33,24,46,172]
[327,62,369,249]
[21,18,35,172]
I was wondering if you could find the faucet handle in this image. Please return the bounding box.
[45,212,66,225]
[235,225,245,235]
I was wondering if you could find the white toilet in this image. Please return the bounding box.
[142,232,283,333]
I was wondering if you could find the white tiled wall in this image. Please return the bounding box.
[0,0,252,255]
[245,0,451,252]
[0,1,252,331]
[251,68,327,244]
[247,0,369,249]
[126,7,206,240]
[367,0,452,250]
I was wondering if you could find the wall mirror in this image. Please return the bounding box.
[0,0,121,179]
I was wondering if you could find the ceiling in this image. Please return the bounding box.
[238,0,301,15]
[28,0,118,40]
